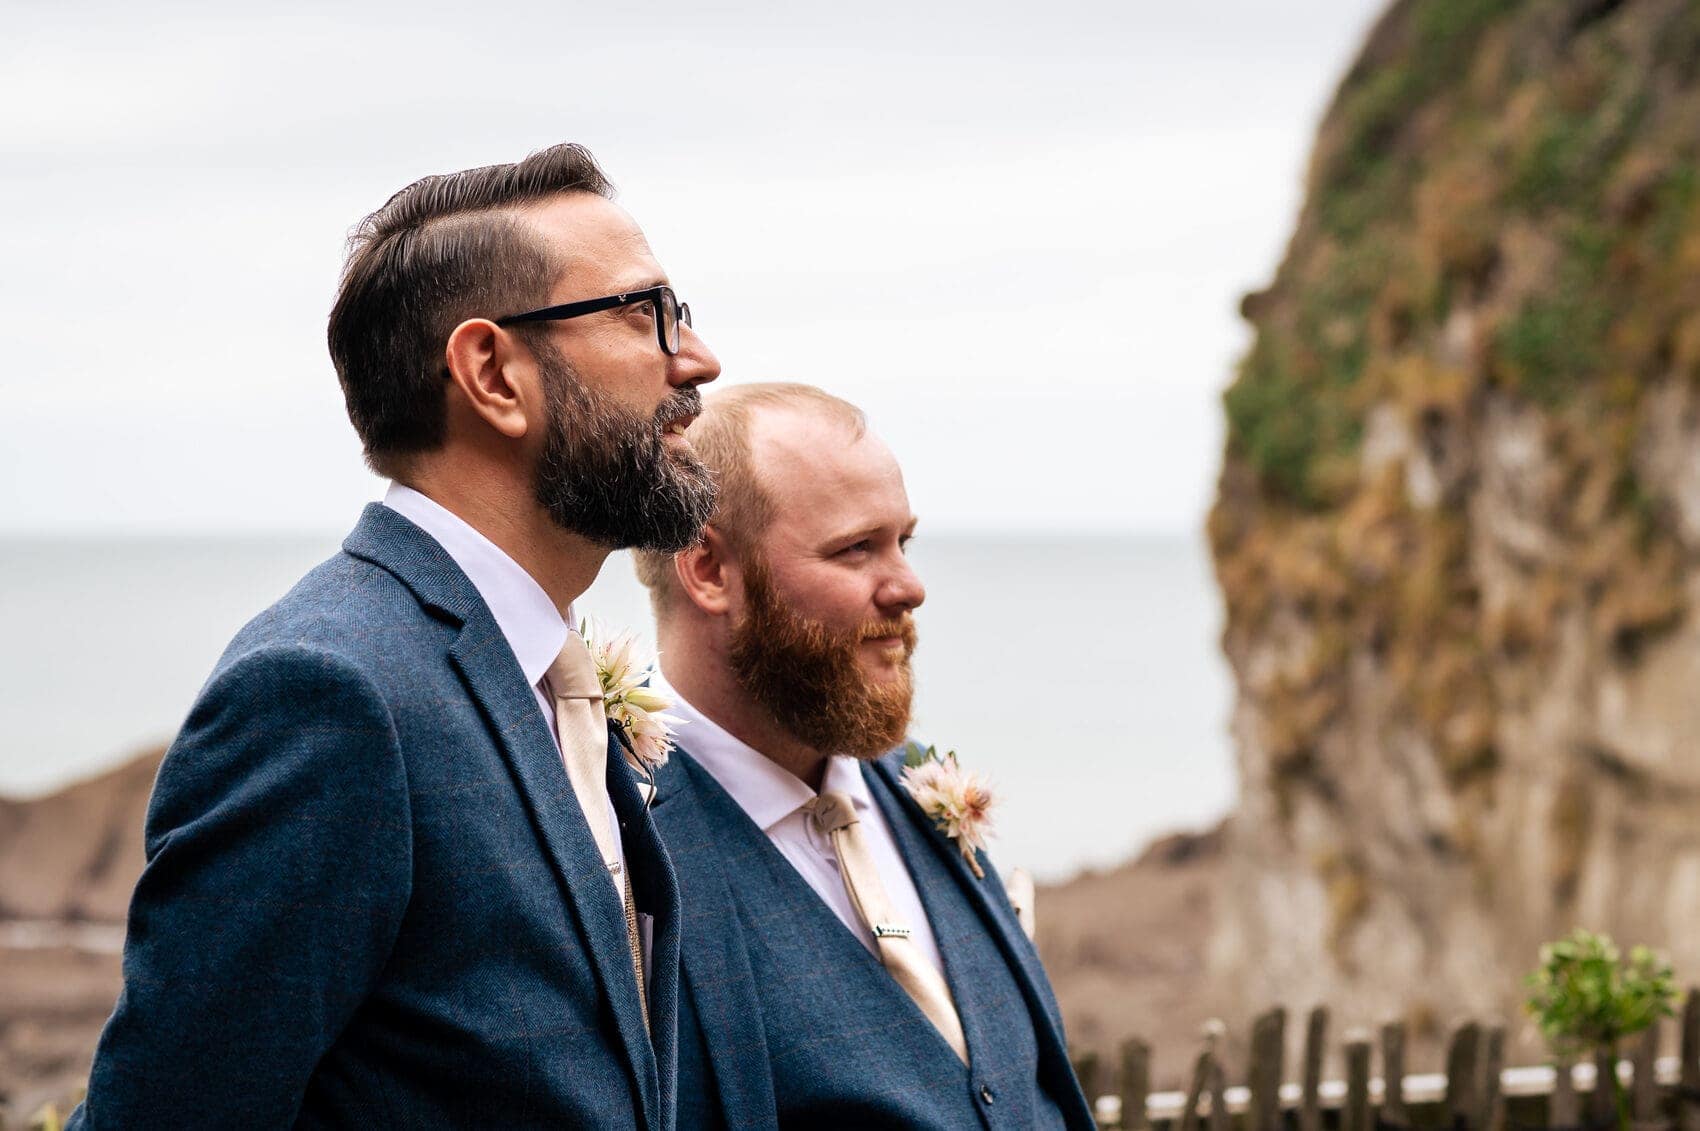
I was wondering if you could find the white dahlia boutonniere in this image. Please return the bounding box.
[900,742,996,879]
[580,618,682,773]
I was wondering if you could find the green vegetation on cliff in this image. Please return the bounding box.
[1211,0,1700,951]
[1223,0,1700,511]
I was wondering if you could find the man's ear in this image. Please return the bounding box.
[674,526,736,617]
[444,319,532,440]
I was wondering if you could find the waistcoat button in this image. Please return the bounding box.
[980,1084,996,1104]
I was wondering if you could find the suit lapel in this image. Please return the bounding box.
[649,751,780,1130]
[447,620,662,1129]
[866,755,1072,1058]
[608,731,678,1131]
[344,505,660,1128]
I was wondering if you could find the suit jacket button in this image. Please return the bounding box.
[979,1084,995,1104]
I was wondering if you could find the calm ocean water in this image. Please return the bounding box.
[0,532,1235,880]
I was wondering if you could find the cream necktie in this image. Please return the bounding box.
[547,633,648,1029]
[806,790,969,1063]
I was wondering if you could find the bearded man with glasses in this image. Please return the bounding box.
[70,143,718,1130]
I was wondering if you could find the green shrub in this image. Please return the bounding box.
[1223,343,1362,510]
[1506,78,1649,218]
[1494,225,1613,405]
[1650,162,1700,252]
[1316,0,1522,237]
[1525,929,1678,1131]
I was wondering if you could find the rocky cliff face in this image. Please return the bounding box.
[0,748,160,923]
[1209,0,1700,1050]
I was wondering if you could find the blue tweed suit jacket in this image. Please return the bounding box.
[70,504,680,1130]
[654,746,1094,1130]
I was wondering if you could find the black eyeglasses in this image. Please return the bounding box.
[494,284,692,356]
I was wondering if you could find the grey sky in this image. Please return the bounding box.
[1,0,1386,535]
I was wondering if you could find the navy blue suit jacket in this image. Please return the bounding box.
[70,504,680,1129]
[654,746,1093,1130]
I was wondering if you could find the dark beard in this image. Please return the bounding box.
[530,339,718,552]
[727,556,918,759]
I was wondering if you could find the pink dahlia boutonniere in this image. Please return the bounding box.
[900,742,996,879]
[581,618,682,773]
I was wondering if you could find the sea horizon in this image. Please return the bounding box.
[0,529,1236,882]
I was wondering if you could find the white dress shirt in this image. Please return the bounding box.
[660,681,947,977]
[382,484,633,899]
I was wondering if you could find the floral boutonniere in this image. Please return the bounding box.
[900,742,996,879]
[581,618,682,774]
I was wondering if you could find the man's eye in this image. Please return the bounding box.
[627,302,656,321]
[839,541,872,555]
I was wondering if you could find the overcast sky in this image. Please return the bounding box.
[1,0,1386,536]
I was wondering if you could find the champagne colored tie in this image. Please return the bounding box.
[806,790,969,1063]
[547,633,648,1029]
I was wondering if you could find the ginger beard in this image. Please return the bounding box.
[530,336,717,553]
[727,555,918,759]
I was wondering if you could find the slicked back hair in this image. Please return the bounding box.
[328,143,614,476]
[633,383,867,618]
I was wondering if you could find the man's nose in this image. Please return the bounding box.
[670,323,720,388]
[878,555,925,614]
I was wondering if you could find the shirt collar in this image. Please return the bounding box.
[383,483,572,690]
[659,678,874,831]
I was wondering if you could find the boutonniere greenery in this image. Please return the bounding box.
[581,618,681,774]
[900,742,996,879]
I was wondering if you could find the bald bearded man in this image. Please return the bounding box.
[634,383,1093,1130]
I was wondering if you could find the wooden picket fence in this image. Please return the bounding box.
[1075,990,1700,1130]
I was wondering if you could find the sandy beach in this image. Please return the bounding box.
[0,944,118,1119]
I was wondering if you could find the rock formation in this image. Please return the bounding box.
[1210,0,1700,1054]
[0,747,161,923]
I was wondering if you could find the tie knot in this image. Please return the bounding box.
[806,790,859,834]
[546,633,604,700]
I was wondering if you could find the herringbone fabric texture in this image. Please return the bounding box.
[658,747,1095,1130]
[70,505,677,1130]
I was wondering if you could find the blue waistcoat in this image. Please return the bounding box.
[654,747,1094,1131]
[70,505,679,1130]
